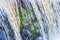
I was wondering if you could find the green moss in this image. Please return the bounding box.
[18,6,40,36]
[18,7,23,33]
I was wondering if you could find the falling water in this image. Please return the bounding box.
[0,0,60,40]
[0,0,22,40]
[18,0,60,40]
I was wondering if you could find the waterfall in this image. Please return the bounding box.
[0,0,22,40]
[0,0,60,40]
[19,0,60,40]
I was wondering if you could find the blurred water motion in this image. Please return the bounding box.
[0,0,60,40]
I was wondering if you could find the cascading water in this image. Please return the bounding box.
[0,0,60,40]
[0,0,22,40]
